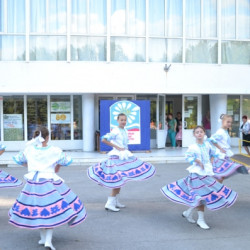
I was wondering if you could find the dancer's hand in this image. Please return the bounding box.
[195,159,204,169]
[55,164,61,173]
[116,146,125,151]
[220,148,226,154]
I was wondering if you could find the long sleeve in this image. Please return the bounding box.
[185,146,197,164]
[56,152,73,166]
[13,151,27,165]
[101,128,119,142]
[209,131,223,144]
[0,144,6,151]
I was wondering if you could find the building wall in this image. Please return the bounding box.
[0,62,250,95]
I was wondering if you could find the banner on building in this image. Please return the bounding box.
[51,114,71,124]
[51,102,71,112]
[100,100,150,151]
[3,114,23,141]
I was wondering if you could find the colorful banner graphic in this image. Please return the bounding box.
[110,101,141,144]
[51,114,71,124]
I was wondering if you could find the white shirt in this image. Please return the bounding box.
[102,127,133,160]
[185,141,218,176]
[13,145,72,181]
[239,121,250,135]
[209,128,234,158]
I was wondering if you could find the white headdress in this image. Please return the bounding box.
[26,132,45,147]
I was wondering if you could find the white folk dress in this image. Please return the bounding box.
[9,145,87,229]
[0,144,22,189]
[88,127,156,188]
[209,128,248,179]
[161,141,238,210]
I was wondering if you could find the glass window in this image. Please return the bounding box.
[185,40,218,63]
[221,0,236,39]
[166,0,183,37]
[71,36,106,61]
[202,0,217,37]
[50,96,71,140]
[0,35,25,61]
[73,96,82,140]
[227,95,240,137]
[3,96,24,141]
[128,0,146,36]
[30,0,66,33]
[149,0,164,36]
[111,37,145,62]
[149,38,182,62]
[186,0,201,38]
[7,0,26,33]
[71,0,87,33]
[27,96,48,140]
[184,96,198,129]
[237,0,250,39]
[222,41,250,64]
[89,0,107,34]
[242,95,250,121]
[30,36,66,61]
[111,0,126,35]
[0,0,3,32]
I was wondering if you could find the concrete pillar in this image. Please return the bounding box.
[210,94,227,134]
[82,94,95,151]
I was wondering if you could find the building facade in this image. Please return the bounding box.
[0,0,249,151]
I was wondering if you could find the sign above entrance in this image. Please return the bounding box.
[51,102,71,112]
[100,100,150,151]
[110,101,141,144]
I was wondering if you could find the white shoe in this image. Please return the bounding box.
[105,197,120,212]
[38,229,46,245]
[115,195,126,208]
[197,211,210,230]
[182,208,195,224]
[44,229,56,250]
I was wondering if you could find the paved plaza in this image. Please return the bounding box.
[1,163,250,250]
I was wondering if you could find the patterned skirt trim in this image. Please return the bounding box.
[161,173,237,211]
[0,170,23,188]
[88,156,156,189]
[9,179,87,229]
[213,158,248,179]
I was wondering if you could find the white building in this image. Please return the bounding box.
[0,0,249,151]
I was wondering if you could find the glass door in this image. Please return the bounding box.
[156,94,166,148]
[182,95,201,147]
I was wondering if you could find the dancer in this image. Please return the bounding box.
[88,113,156,212]
[161,126,237,230]
[210,114,249,182]
[0,144,22,189]
[9,127,87,250]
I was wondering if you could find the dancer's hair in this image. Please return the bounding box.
[193,125,206,134]
[117,113,127,120]
[33,127,49,140]
[220,114,232,121]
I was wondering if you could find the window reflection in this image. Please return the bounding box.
[149,38,182,62]
[73,96,83,140]
[111,37,145,62]
[3,96,24,141]
[71,36,106,61]
[50,96,71,140]
[227,95,240,137]
[30,36,66,61]
[27,96,48,140]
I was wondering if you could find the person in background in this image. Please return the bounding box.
[203,111,211,138]
[165,114,169,147]
[150,119,157,129]
[168,113,177,148]
[175,112,182,133]
[175,121,182,147]
[239,115,250,155]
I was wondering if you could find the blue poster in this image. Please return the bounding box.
[100,100,150,151]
